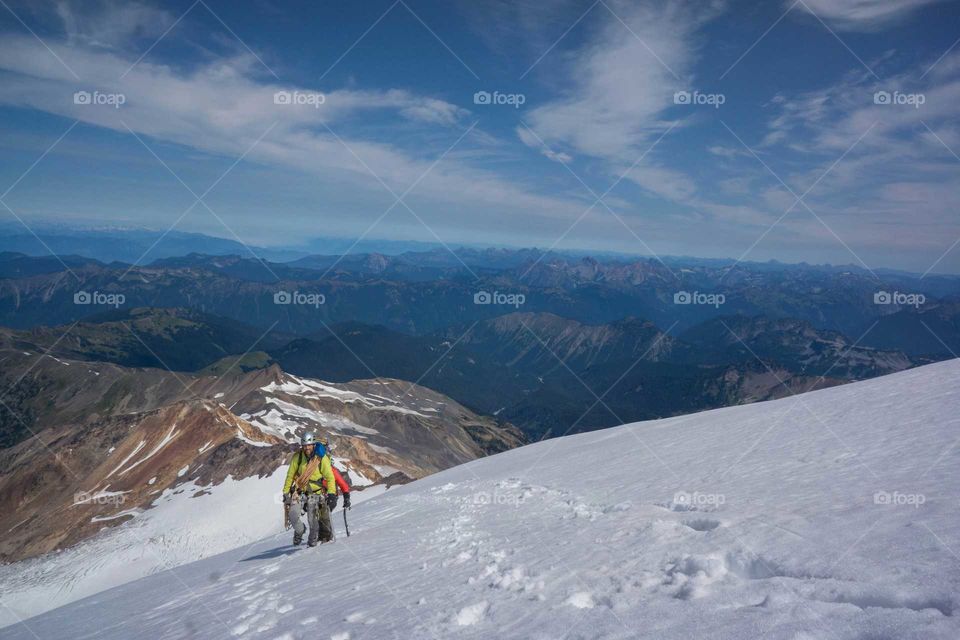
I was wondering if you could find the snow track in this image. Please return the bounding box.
[2,360,958,639]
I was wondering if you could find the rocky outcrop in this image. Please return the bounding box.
[0,346,524,563]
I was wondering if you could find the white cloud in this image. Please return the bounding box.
[399,99,469,126]
[519,1,728,208]
[707,145,746,158]
[55,0,175,49]
[620,163,697,202]
[795,0,946,31]
[730,51,960,265]
[0,31,593,238]
[523,2,695,162]
[1,0,957,271]
[516,126,573,163]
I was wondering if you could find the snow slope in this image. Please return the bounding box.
[0,470,387,627]
[3,360,959,639]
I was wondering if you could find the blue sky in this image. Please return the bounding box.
[0,0,959,273]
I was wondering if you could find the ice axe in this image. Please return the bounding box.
[343,506,350,537]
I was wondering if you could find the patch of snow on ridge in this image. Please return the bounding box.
[367,393,402,404]
[240,407,301,440]
[91,509,142,523]
[263,375,427,418]
[333,456,374,487]
[244,397,379,438]
[105,440,146,478]
[235,428,273,447]
[372,464,400,477]
[369,404,428,418]
[262,376,367,404]
[367,443,393,454]
[118,424,179,476]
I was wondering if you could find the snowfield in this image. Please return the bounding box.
[2,360,959,639]
[0,470,387,626]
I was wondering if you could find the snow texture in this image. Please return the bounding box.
[1,360,958,639]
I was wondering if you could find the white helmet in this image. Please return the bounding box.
[300,432,316,446]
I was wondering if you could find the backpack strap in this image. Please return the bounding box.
[292,452,323,493]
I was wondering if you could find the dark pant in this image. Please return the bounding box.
[289,493,333,545]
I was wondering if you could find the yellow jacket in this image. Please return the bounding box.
[282,450,337,495]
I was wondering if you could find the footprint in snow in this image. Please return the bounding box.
[602,501,632,514]
[682,518,721,532]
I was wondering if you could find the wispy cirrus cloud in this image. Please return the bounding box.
[518,1,732,208]
[55,0,174,49]
[720,51,960,261]
[521,2,698,162]
[0,27,601,243]
[795,0,947,31]
[1,0,957,271]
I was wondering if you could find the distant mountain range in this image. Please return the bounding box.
[0,305,926,440]
[0,223,684,266]
[0,224,532,265]
[1,248,957,341]
[0,227,302,264]
[0,248,956,439]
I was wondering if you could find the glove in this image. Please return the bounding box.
[283,493,291,507]
[342,493,351,509]
[325,494,338,511]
